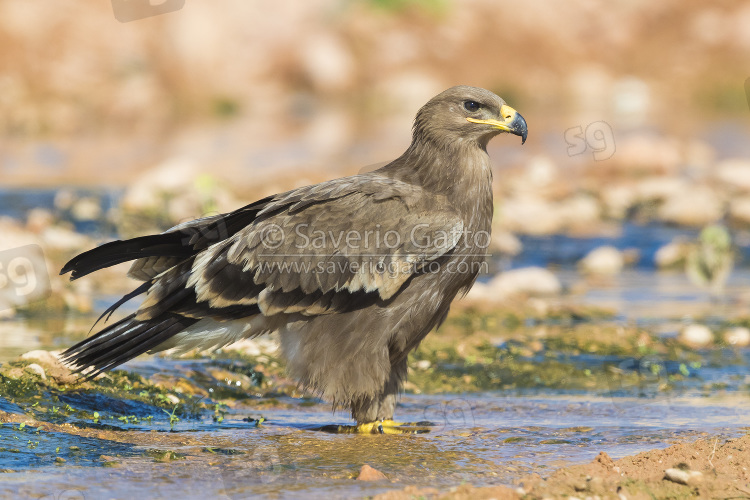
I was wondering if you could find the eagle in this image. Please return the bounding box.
[60,86,527,433]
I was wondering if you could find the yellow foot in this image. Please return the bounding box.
[319,419,432,434]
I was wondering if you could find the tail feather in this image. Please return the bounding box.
[60,198,275,281]
[61,313,198,379]
[60,235,192,280]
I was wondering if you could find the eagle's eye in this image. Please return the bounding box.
[463,101,481,112]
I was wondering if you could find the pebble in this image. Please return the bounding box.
[678,324,713,348]
[724,327,750,347]
[415,360,431,370]
[356,464,387,481]
[466,267,562,303]
[664,468,702,485]
[654,239,689,268]
[658,186,723,226]
[24,363,47,380]
[579,246,624,275]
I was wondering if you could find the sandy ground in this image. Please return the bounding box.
[3,406,747,499]
[376,434,750,499]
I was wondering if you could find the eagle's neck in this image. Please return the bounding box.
[385,137,494,230]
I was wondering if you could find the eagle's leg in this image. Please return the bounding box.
[343,359,431,434]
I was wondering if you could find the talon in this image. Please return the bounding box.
[314,419,432,434]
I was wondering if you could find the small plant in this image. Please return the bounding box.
[163,405,180,431]
[92,412,100,423]
[213,403,227,424]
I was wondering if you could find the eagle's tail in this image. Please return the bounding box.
[60,312,198,379]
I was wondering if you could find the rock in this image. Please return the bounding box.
[664,468,702,485]
[658,186,723,226]
[499,196,564,235]
[601,184,637,219]
[357,464,388,481]
[486,267,562,299]
[558,195,601,228]
[122,158,241,224]
[415,360,431,370]
[53,189,77,211]
[513,156,559,193]
[636,177,690,203]
[491,230,522,256]
[24,363,46,380]
[614,134,681,174]
[654,239,690,269]
[70,197,102,221]
[715,158,750,192]
[19,350,76,385]
[724,327,750,347]
[40,226,91,252]
[299,33,355,92]
[20,350,60,365]
[678,324,713,348]
[579,246,624,275]
[728,196,750,225]
[25,208,55,233]
[0,217,43,250]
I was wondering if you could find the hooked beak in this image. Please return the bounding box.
[466,104,528,144]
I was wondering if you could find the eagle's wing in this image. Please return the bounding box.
[135,174,463,321]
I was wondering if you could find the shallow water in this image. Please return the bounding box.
[1,193,750,498]
[0,392,747,499]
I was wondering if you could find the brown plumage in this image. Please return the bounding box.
[60,86,527,425]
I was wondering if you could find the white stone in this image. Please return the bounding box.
[715,158,750,192]
[499,196,563,235]
[658,186,723,226]
[488,267,562,298]
[601,184,637,219]
[678,324,713,347]
[26,208,55,233]
[40,226,91,252]
[636,177,689,202]
[0,217,43,251]
[654,239,689,269]
[24,363,46,380]
[729,196,750,224]
[615,134,681,173]
[415,360,431,370]
[724,327,750,347]
[70,197,102,221]
[559,195,601,228]
[300,33,355,92]
[579,246,624,275]
[491,230,522,256]
[664,468,702,485]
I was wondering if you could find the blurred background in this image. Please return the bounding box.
[2,4,750,495]
[1,0,750,350]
